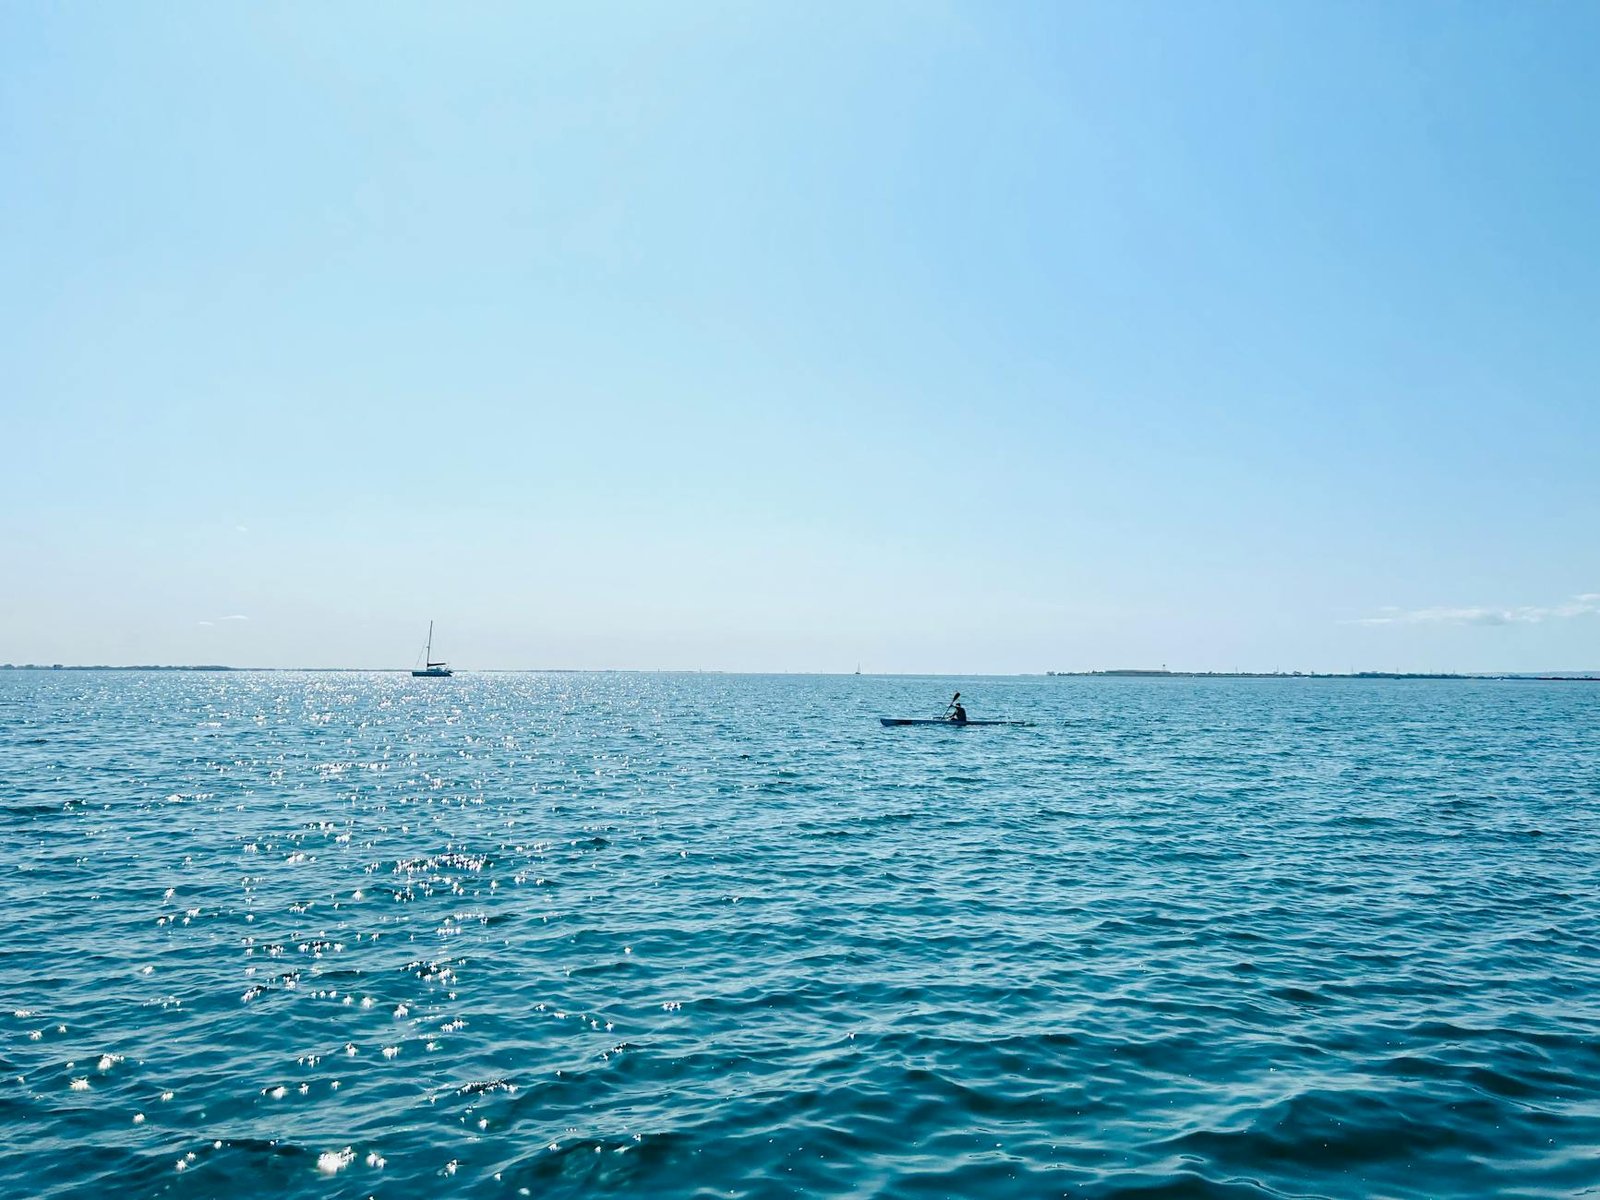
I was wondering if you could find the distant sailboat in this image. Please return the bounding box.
[412,622,453,677]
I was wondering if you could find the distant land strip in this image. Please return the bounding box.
[2,664,1598,680]
[2,663,237,671]
[1046,669,1600,680]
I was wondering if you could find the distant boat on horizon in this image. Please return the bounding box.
[412,622,453,677]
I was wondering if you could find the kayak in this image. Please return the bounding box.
[879,718,1030,727]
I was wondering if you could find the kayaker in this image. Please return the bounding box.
[949,697,968,724]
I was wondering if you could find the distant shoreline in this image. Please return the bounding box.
[1045,670,1600,681]
[2,664,1597,681]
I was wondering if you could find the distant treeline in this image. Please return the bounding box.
[1044,669,1479,679]
[0,664,236,671]
[1045,670,1597,680]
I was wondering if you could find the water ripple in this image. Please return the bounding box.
[2,671,1597,1198]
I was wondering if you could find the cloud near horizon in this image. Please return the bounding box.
[1355,594,1600,627]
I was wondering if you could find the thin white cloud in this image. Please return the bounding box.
[220,614,249,621]
[1354,594,1600,626]
[198,620,215,627]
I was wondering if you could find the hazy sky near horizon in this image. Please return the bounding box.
[4,2,1598,672]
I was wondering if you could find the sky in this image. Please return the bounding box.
[3,1,1598,673]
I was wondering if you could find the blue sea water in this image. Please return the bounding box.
[2,671,1598,1199]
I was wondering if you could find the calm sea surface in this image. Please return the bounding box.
[2,671,1597,1199]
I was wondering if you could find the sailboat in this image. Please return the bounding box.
[411,621,453,677]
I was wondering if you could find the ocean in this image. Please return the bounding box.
[2,671,1597,1198]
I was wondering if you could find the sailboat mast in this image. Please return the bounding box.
[427,621,434,662]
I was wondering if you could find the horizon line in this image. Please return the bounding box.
[3,664,1599,680]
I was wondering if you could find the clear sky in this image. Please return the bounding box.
[4,2,1598,673]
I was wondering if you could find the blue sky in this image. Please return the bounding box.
[3,2,1597,672]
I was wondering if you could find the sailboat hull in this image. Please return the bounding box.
[412,667,453,677]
